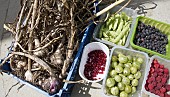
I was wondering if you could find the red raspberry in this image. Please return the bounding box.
[156,76,162,82]
[160,64,164,69]
[148,84,154,90]
[157,83,163,88]
[160,93,165,97]
[152,72,158,77]
[164,68,169,74]
[159,68,164,73]
[155,90,160,95]
[162,77,168,84]
[150,67,155,73]
[165,93,170,97]
[160,87,166,93]
[158,72,163,76]
[154,63,160,69]
[152,81,157,87]
[153,59,158,64]
[165,85,170,91]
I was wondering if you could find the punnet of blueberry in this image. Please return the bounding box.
[134,21,168,55]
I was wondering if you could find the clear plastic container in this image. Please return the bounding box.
[142,55,170,97]
[102,46,149,97]
[93,6,137,48]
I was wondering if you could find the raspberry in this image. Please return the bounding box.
[155,90,160,95]
[154,63,160,69]
[160,93,165,97]
[150,67,155,73]
[148,77,155,83]
[160,87,166,93]
[156,76,162,82]
[157,83,163,88]
[159,68,164,73]
[164,68,169,74]
[148,84,154,90]
[158,72,163,76]
[165,93,170,97]
[150,89,156,94]
[152,81,157,87]
[153,59,158,64]
[145,84,149,91]
[165,85,170,91]
[160,64,164,69]
[162,77,168,84]
[152,72,158,77]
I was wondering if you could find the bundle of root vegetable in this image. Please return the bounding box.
[0,0,129,95]
[1,0,98,94]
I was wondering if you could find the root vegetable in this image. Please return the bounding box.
[1,0,128,95]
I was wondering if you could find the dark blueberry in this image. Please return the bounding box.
[148,25,151,28]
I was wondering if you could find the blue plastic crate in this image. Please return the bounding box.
[0,22,96,97]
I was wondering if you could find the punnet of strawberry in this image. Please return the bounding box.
[145,59,170,97]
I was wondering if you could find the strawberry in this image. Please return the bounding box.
[160,87,166,93]
[148,84,154,90]
[164,68,169,74]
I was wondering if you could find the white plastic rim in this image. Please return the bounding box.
[142,55,170,97]
[79,42,110,83]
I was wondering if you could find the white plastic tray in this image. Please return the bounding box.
[79,42,110,83]
[102,46,149,97]
[93,6,137,48]
[142,55,170,97]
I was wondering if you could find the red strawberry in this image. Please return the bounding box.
[164,68,169,74]
[160,87,166,93]
[165,85,170,91]
[148,84,154,90]
[160,64,164,69]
